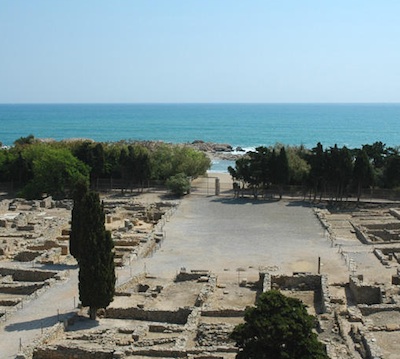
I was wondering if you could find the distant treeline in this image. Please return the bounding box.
[0,135,211,199]
[228,142,400,201]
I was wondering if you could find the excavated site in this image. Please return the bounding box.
[1,181,400,358]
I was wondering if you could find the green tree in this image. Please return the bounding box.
[72,190,116,319]
[384,153,400,188]
[274,147,290,199]
[353,149,374,203]
[231,290,328,359]
[307,143,326,201]
[69,181,90,261]
[326,145,353,201]
[21,145,89,199]
[14,134,37,146]
[285,146,310,185]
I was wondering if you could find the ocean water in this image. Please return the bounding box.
[1,103,400,171]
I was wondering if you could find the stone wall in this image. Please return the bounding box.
[320,275,332,314]
[349,276,382,305]
[0,268,57,282]
[270,273,322,291]
[105,307,191,324]
[175,269,210,282]
[32,345,114,359]
[258,272,331,314]
[352,224,371,244]
[200,309,245,317]
[0,282,46,295]
[358,303,400,316]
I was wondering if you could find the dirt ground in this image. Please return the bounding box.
[3,172,400,358]
[132,173,350,285]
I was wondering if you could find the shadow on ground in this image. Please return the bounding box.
[5,311,76,332]
[211,197,312,208]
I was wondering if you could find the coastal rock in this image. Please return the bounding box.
[190,141,233,153]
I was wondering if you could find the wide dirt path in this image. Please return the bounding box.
[140,195,349,283]
[0,267,78,359]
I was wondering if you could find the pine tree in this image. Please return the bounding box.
[275,147,290,199]
[71,189,115,320]
[353,149,374,203]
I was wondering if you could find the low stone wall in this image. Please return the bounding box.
[320,275,332,314]
[26,321,66,359]
[349,276,381,305]
[358,303,400,316]
[32,344,114,359]
[115,272,146,294]
[0,268,57,282]
[271,273,322,291]
[175,270,210,282]
[359,329,384,359]
[352,224,371,245]
[0,282,46,295]
[127,346,236,358]
[201,309,245,317]
[259,272,330,314]
[14,250,42,262]
[373,249,389,265]
[390,208,400,220]
[195,275,216,307]
[105,307,191,324]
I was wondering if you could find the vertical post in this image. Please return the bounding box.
[318,257,321,274]
[19,338,22,352]
[215,178,220,196]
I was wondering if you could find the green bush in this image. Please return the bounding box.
[231,290,328,359]
[166,173,191,196]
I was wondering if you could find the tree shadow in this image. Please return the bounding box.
[210,197,315,208]
[285,200,313,207]
[35,263,78,271]
[65,314,100,331]
[210,197,278,205]
[4,311,76,332]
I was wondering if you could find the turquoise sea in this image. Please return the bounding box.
[1,103,400,171]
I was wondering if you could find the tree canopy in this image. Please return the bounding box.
[230,290,328,359]
[229,141,400,201]
[0,137,211,198]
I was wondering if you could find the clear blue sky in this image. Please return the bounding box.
[1,1,400,103]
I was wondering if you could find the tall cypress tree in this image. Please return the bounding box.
[71,189,115,320]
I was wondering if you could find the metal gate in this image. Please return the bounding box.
[190,175,233,197]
